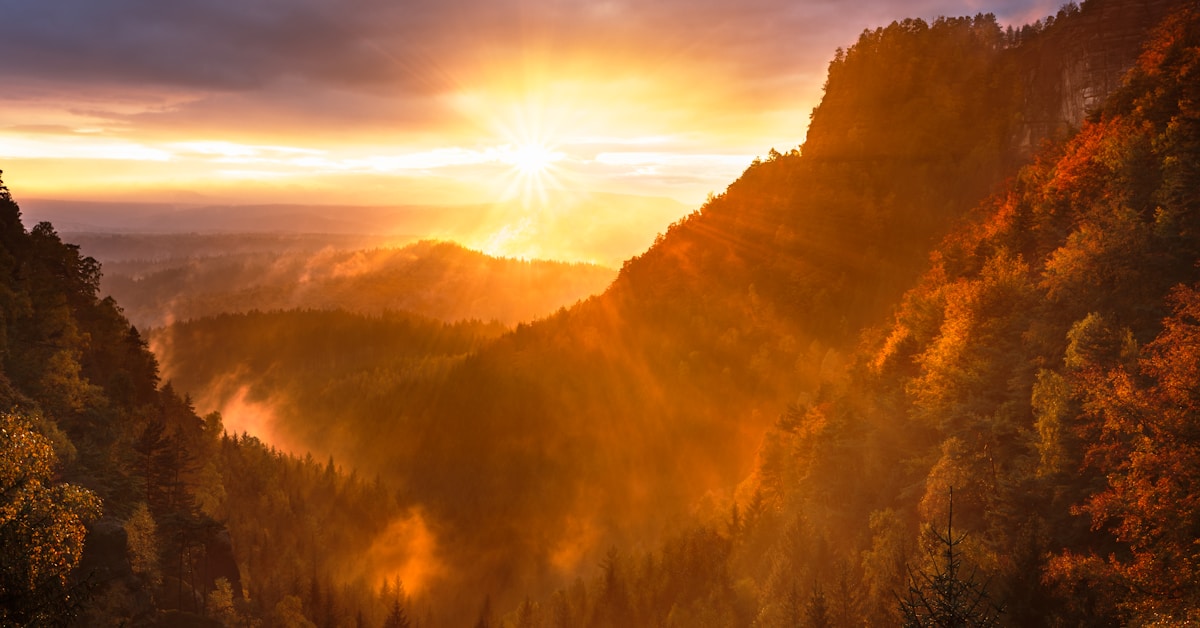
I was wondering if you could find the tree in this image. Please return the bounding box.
[126,502,161,591]
[596,548,631,628]
[133,418,167,507]
[1054,285,1200,620]
[899,488,1002,627]
[383,596,411,628]
[208,577,238,626]
[805,586,832,628]
[273,594,316,628]
[0,411,102,624]
[862,509,910,625]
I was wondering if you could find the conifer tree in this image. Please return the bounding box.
[383,597,411,628]
[899,488,1002,628]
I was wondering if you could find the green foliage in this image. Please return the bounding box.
[207,577,239,626]
[1030,369,1073,478]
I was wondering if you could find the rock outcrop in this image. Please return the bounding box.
[1016,0,1186,150]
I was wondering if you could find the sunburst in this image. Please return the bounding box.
[498,140,565,207]
[506,142,559,176]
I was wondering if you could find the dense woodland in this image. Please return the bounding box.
[3,0,1200,625]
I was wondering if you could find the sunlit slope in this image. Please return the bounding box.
[96,238,615,328]
[721,8,1200,624]
[153,3,1176,619]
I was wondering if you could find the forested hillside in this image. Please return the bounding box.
[150,1,1190,623]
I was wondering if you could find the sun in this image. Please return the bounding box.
[497,140,565,207]
[506,142,560,176]
[455,92,578,207]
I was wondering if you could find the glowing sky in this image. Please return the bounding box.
[0,0,1058,209]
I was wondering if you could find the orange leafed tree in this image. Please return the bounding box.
[1050,285,1200,621]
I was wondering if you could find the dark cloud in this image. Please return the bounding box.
[1,0,1059,93]
[1,0,461,92]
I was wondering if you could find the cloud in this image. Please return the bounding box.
[0,0,1064,205]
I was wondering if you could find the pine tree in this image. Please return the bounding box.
[383,597,411,628]
[899,488,1002,627]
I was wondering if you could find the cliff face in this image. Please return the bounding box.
[1016,0,1185,151]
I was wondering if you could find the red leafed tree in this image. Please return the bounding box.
[1054,285,1200,621]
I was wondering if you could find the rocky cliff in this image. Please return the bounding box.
[1016,0,1186,150]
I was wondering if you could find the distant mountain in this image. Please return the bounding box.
[91,237,616,328]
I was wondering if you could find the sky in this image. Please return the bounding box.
[0,0,1058,217]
